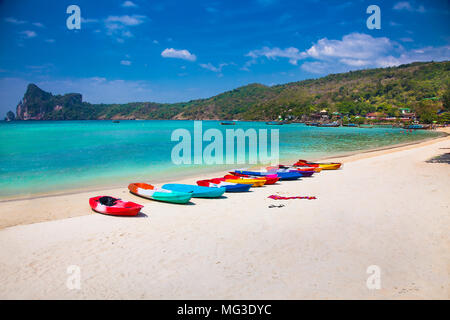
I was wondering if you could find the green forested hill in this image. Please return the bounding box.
[13,61,450,123]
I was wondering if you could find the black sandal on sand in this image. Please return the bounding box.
[268,204,285,208]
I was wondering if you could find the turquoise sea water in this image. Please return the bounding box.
[0,120,442,199]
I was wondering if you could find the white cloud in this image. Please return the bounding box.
[389,21,401,27]
[45,39,55,43]
[375,46,450,67]
[19,30,37,38]
[122,1,138,7]
[393,1,413,10]
[247,47,306,65]
[103,15,147,42]
[300,61,330,74]
[246,33,394,67]
[305,33,394,62]
[393,2,425,13]
[200,63,228,73]
[339,59,370,67]
[122,30,133,38]
[4,17,26,24]
[153,40,159,44]
[120,60,132,66]
[245,32,450,74]
[32,22,45,28]
[400,37,414,42]
[105,15,146,26]
[161,48,197,61]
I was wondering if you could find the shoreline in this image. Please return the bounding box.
[0,128,448,230]
[1,129,447,204]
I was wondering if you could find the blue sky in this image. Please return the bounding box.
[0,0,449,116]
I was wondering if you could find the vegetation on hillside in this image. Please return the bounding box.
[14,61,450,123]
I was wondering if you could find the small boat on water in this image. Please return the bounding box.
[162,183,225,198]
[343,123,358,127]
[404,124,429,130]
[293,159,342,170]
[89,196,143,216]
[220,121,236,125]
[196,179,251,192]
[317,122,340,127]
[128,183,193,204]
[112,120,120,123]
[266,121,284,125]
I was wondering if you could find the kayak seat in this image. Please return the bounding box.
[98,196,118,206]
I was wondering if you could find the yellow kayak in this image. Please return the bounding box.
[318,163,342,170]
[224,178,266,187]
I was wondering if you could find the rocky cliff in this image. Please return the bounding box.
[16,84,83,120]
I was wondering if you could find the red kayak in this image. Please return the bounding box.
[89,196,143,216]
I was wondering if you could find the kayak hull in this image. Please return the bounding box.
[128,183,192,204]
[294,160,342,170]
[162,183,226,198]
[277,171,302,180]
[293,165,323,172]
[222,176,266,187]
[319,163,342,170]
[197,179,252,192]
[298,171,314,177]
[89,196,143,216]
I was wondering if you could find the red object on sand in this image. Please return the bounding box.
[89,196,143,216]
[268,195,317,200]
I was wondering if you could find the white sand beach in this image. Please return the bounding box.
[0,131,449,299]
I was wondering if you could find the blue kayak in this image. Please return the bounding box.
[162,183,226,198]
[233,170,302,180]
[222,183,252,192]
[197,179,252,192]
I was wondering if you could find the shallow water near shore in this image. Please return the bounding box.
[0,120,442,199]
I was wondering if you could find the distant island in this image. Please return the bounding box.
[7,61,450,124]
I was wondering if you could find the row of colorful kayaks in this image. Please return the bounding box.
[89,159,342,216]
